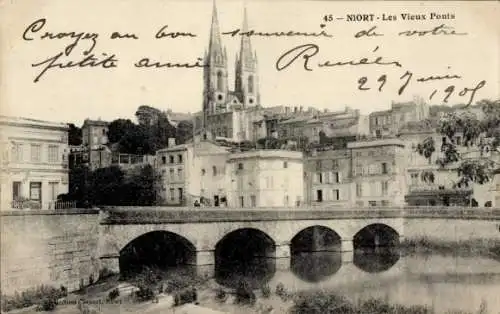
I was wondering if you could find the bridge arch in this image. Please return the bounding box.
[118,230,196,278]
[290,225,342,253]
[353,223,400,249]
[214,228,276,288]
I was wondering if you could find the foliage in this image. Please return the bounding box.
[416,137,435,164]
[215,288,228,303]
[260,284,271,298]
[235,280,256,306]
[290,292,432,314]
[275,283,286,298]
[64,164,156,206]
[99,267,117,280]
[173,287,197,307]
[107,288,120,301]
[1,285,66,312]
[108,106,187,155]
[68,123,82,146]
[134,285,156,302]
[416,99,500,188]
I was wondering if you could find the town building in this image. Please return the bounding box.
[304,148,353,207]
[369,97,429,138]
[348,139,408,207]
[82,119,108,148]
[226,150,304,207]
[0,116,70,210]
[492,169,500,207]
[155,138,230,206]
[399,127,498,207]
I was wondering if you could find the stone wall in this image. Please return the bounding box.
[0,210,100,295]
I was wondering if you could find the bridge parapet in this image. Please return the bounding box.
[99,207,404,224]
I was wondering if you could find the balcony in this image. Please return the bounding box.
[10,200,76,211]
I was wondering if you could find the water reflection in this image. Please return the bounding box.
[353,247,401,273]
[291,251,342,283]
[215,257,276,289]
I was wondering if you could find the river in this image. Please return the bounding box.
[213,249,500,313]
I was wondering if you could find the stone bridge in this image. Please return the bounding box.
[2,207,499,294]
[98,207,500,277]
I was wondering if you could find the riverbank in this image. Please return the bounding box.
[400,237,500,259]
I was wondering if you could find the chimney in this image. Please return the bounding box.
[168,138,176,147]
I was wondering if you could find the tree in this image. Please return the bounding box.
[175,120,194,144]
[67,123,82,146]
[108,119,137,144]
[417,98,500,189]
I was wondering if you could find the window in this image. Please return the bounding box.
[369,201,377,207]
[217,71,224,91]
[238,163,244,170]
[12,182,21,200]
[169,169,175,180]
[29,182,41,201]
[178,154,183,163]
[250,195,256,207]
[30,144,41,162]
[239,196,244,208]
[333,172,339,183]
[316,160,322,170]
[317,172,323,184]
[48,145,59,163]
[178,188,183,202]
[332,160,339,169]
[381,162,388,174]
[11,143,23,162]
[169,155,174,164]
[283,161,288,168]
[212,166,217,176]
[333,189,340,200]
[162,156,167,164]
[178,168,183,180]
[169,188,175,201]
[382,181,389,196]
[356,183,363,197]
[316,190,323,202]
[381,200,389,206]
[49,182,59,201]
[411,173,419,185]
[248,75,254,94]
[201,168,206,176]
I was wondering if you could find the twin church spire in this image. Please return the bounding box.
[203,1,259,118]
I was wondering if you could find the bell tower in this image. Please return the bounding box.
[235,7,259,107]
[203,0,228,125]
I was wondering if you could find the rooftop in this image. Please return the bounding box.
[0,115,69,130]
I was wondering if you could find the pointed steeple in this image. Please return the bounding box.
[208,0,224,64]
[239,6,253,67]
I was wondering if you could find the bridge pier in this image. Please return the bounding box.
[275,243,291,270]
[189,250,215,278]
[341,239,354,263]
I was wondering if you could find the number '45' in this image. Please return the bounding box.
[323,14,334,22]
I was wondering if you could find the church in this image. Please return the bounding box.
[195,2,265,143]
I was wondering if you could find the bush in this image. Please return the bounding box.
[173,287,197,307]
[36,296,58,312]
[107,288,120,301]
[275,283,286,297]
[260,284,271,298]
[1,285,66,312]
[215,288,228,303]
[235,281,256,306]
[99,267,117,279]
[134,285,156,302]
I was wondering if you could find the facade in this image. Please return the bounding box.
[304,149,353,207]
[348,139,408,207]
[0,116,70,210]
[369,97,429,138]
[155,138,230,206]
[81,119,108,148]
[399,129,498,207]
[226,150,304,207]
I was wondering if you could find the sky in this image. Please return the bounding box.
[0,0,498,126]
